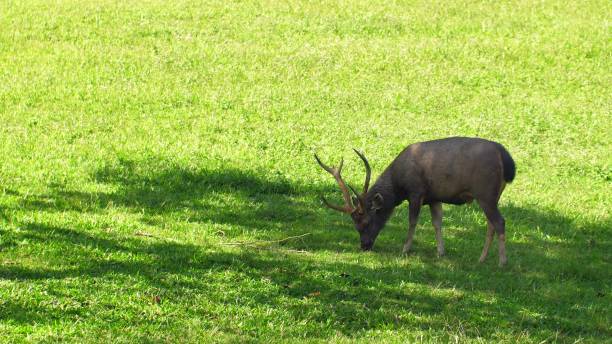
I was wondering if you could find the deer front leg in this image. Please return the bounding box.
[402,197,422,254]
[430,202,445,257]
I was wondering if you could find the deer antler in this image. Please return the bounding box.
[314,154,355,213]
[353,149,371,195]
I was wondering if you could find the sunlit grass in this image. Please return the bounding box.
[0,0,610,342]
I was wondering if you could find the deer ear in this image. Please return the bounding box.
[371,193,384,211]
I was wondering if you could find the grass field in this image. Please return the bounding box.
[1,0,610,342]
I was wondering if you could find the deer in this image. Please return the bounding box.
[315,137,516,266]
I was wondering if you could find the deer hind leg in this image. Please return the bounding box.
[430,202,445,257]
[477,199,507,266]
[479,221,495,263]
[402,196,423,254]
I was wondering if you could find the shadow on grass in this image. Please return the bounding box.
[1,158,610,340]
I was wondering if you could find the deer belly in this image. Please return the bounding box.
[437,192,474,205]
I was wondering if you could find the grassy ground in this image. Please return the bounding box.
[0,0,610,342]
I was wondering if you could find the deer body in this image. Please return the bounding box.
[315,137,515,266]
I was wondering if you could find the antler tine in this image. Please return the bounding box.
[347,184,359,198]
[347,183,364,210]
[314,154,334,174]
[320,196,353,213]
[353,149,371,195]
[314,153,354,213]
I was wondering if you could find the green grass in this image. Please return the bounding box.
[1,0,610,342]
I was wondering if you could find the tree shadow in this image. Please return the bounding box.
[1,158,610,340]
[2,219,609,340]
[0,222,447,336]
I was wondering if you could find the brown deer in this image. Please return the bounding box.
[315,137,516,266]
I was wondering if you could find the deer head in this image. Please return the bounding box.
[315,149,386,250]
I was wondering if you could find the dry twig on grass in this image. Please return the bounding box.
[220,233,311,248]
[134,231,157,238]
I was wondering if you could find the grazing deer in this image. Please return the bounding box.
[315,137,516,266]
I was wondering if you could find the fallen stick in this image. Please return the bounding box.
[220,233,311,247]
[135,231,157,238]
